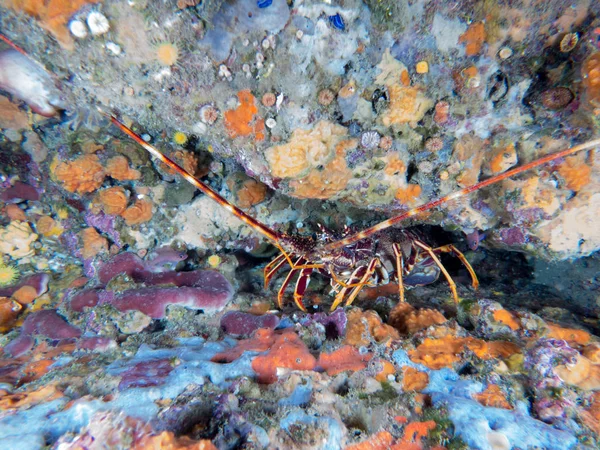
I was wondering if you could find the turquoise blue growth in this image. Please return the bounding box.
[328,13,345,31]
[257,0,273,8]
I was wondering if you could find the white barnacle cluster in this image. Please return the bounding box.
[69,11,110,40]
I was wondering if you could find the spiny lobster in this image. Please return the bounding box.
[106,113,600,312]
[1,32,597,311]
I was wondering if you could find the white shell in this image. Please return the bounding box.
[192,122,208,135]
[265,118,276,129]
[69,20,88,39]
[106,42,121,55]
[87,11,110,36]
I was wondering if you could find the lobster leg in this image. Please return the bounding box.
[413,240,460,304]
[344,258,380,308]
[328,265,371,289]
[330,266,367,311]
[264,252,289,289]
[432,244,479,289]
[274,243,325,271]
[277,257,305,310]
[392,243,405,303]
[293,267,313,311]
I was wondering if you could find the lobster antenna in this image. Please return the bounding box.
[104,111,282,244]
[325,137,600,251]
[0,33,30,56]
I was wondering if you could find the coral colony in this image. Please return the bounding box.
[1,1,600,449]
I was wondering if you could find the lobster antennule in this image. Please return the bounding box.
[103,111,282,244]
[325,137,600,251]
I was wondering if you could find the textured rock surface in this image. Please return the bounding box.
[1,0,598,258]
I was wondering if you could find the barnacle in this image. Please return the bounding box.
[540,87,574,110]
[425,136,444,153]
[559,32,579,53]
[261,92,276,107]
[379,135,393,150]
[317,89,335,106]
[199,105,219,124]
[3,0,100,50]
[360,131,380,149]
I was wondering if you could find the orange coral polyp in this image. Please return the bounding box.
[395,184,422,204]
[121,198,153,225]
[237,179,268,208]
[473,384,512,409]
[459,22,486,56]
[389,302,447,335]
[289,142,353,199]
[344,309,400,347]
[317,345,372,376]
[557,154,592,192]
[345,431,394,450]
[408,335,520,369]
[402,366,429,391]
[106,155,141,181]
[546,322,591,346]
[224,90,265,141]
[79,227,108,259]
[385,156,406,176]
[54,154,106,194]
[211,328,316,384]
[251,330,316,384]
[492,309,520,331]
[96,186,129,215]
